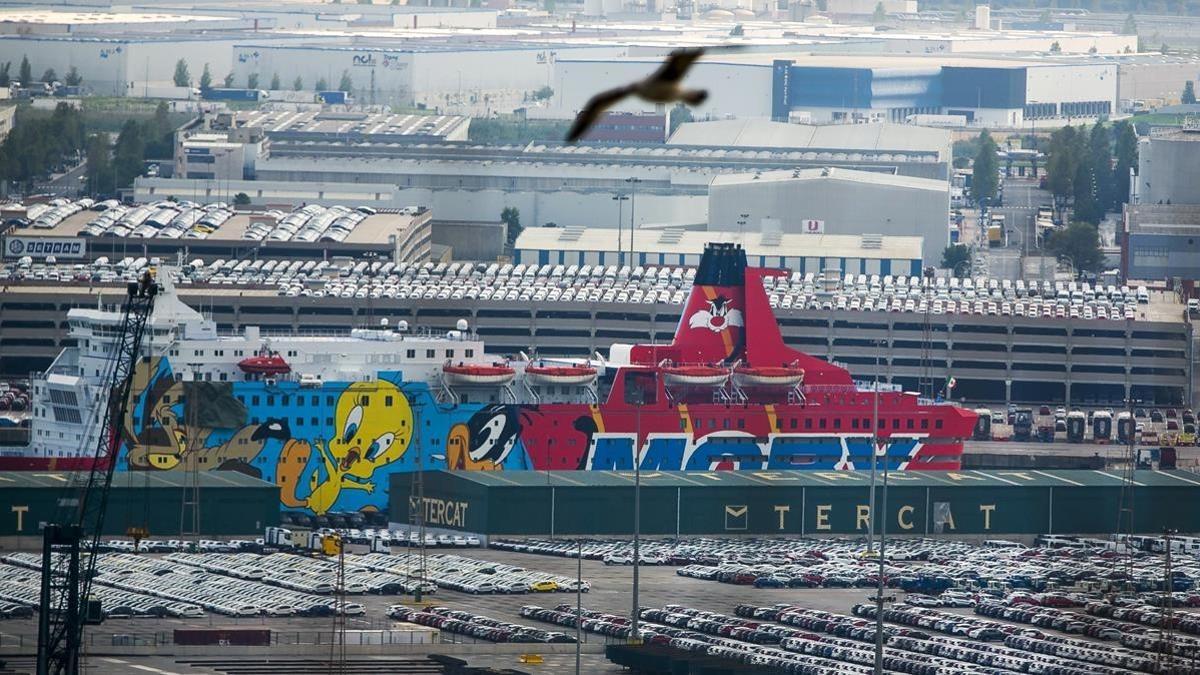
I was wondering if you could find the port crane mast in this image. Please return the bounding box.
[37,272,159,675]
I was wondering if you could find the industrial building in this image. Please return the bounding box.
[1134,123,1200,207]
[553,52,1122,127]
[707,167,950,262]
[0,471,279,538]
[0,280,1189,406]
[391,469,1200,537]
[1121,204,1200,287]
[513,228,924,275]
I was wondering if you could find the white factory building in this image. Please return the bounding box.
[708,167,950,263]
[513,226,924,276]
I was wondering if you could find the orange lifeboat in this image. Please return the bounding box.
[525,364,598,386]
[661,364,728,387]
[238,353,291,375]
[734,364,805,388]
[443,362,516,386]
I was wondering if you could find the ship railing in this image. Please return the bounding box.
[850,380,903,393]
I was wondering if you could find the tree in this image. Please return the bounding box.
[1112,120,1137,208]
[669,103,693,136]
[85,133,114,196]
[293,75,304,91]
[970,130,999,207]
[872,1,887,23]
[112,120,146,188]
[247,72,259,89]
[0,62,10,87]
[1046,221,1105,274]
[173,59,191,87]
[233,192,251,206]
[18,56,31,86]
[315,76,328,91]
[1122,12,1137,34]
[501,206,522,254]
[1184,80,1197,104]
[41,68,56,84]
[223,72,235,87]
[1087,121,1113,216]
[338,70,353,93]
[1049,41,1061,53]
[1045,125,1078,203]
[270,73,281,90]
[532,85,553,101]
[200,63,212,89]
[941,244,972,275]
[64,66,82,86]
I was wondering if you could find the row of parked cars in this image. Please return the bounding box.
[243,204,370,243]
[389,605,575,643]
[852,602,1178,672]
[0,559,154,620]
[348,552,587,596]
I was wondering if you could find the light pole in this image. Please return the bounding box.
[871,338,886,675]
[867,340,881,554]
[631,402,642,642]
[625,177,642,266]
[575,537,582,675]
[612,194,629,267]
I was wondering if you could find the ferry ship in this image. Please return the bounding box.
[0,243,976,516]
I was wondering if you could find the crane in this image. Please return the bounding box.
[37,272,159,675]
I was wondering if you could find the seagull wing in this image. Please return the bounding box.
[566,84,636,142]
[648,48,706,84]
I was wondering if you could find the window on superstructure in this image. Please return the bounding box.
[737,418,745,429]
[282,395,290,405]
[852,418,859,429]
[252,396,260,405]
[447,350,454,358]
[311,396,318,406]
[722,419,729,429]
[267,396,274,406]
[707,419,715,429]
[195,350,204,357]
[311,418,318,426]
[935,419,943,430]
[326,417,333,425]
[326,396,334,406]
[235,350,243,357]
[921,419,928,430]
[833,419,841,430]
[406,350,415,358]
[296,418,302,427]
[466,349,474,358]
[892,419,900,430]
[804,419,812,429]
[906,419,914,430]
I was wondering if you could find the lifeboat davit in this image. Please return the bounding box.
[443,362,516,386]
[238,354,291,375]
[734,364,805,388]
[525,364,598,386]
[662,364,729,387]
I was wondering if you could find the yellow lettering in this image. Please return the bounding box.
[12,505,28,532]
[897,505,914,530]
[815,505,831,531]
[694,473,722,481]
[980,504,995,531]
[774,505,790,530]
[945,508,956,531]
[944,472,984,482]
[754,472,799,481]
[996,472,1034,482]
[814,472,858,481]
[884,473,921,482]
[856,504,871,531]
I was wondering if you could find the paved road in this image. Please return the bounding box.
[31,160,87,198]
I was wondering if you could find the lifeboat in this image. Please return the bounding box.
[734,364,805,388]
[661,364,728,387]
[443,362,516,386]
[238,353,291,375]
[525,364,598,386]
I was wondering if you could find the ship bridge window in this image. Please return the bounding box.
[407,350,415,358]
[466,349,474,357]
[426,349,435,358]
[623,371,657,406]
[446,350,454,359]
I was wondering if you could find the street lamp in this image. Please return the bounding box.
[625,177,642,266]
[612,194,629,267]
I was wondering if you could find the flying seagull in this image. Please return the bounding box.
[566,47,715,143]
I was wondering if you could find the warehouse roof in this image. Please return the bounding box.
[514,227,923,261]
[668,120,951,157]
[710,167,948,193]
[0,471,275,490]
[431,469,1200,489]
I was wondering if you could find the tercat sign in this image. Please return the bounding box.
[4,236,87,259]
[802,219,825,234]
